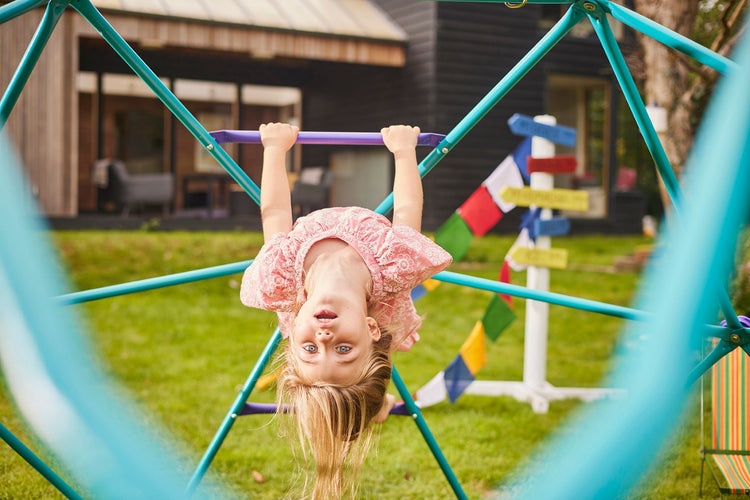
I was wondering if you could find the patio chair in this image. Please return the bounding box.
[291,166,333,216]
[700,335,750,498]
[94,159,174,216]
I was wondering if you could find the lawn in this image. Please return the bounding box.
[0,230,722,499]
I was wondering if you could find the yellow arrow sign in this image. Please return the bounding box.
[500,186,589,211]
[509,247,568,269]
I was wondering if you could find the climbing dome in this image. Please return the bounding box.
[1,1,749,498]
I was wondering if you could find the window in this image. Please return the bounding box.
[547,74,611,218]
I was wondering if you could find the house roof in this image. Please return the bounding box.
[91,0,407,42]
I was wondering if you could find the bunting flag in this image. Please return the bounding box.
[444,355,474,403]
[410,284,428,301]
[411,139,533,408]
[481,294,517,342]
[459,321,488,374]
[512,136,532,182]
[457,184,503,236]
[484,144,527,213]
[416,371,447,407]
[498,260,513,308]
[423,279,441,292]
[519,208,541,242]
[434,211,473,261]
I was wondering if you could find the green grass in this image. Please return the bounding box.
[0,230,722,499]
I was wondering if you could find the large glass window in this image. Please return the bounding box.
[548,74,611,218]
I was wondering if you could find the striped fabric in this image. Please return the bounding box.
[710,345,750,494]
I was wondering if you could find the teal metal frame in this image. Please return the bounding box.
[1,0,748,498]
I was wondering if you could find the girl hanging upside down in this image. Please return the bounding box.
[240,122,451,499]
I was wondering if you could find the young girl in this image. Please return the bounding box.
[240,123,451,498]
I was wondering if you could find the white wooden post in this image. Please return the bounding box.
[522,115,556,408]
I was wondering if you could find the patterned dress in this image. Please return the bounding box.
[240,207,452,351]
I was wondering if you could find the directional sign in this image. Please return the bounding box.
[500,186,589,212]
[507,113,577,147]
[527,156,577,174]
[534,217,571,237]
[509,247,568,269]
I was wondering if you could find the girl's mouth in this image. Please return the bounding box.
[314,310,337,321]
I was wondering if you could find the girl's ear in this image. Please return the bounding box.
[366,317,381,342]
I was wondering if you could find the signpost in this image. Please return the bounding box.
[467,114,620,413]
[508,113,577,147]
[500,186,589,212]
[526,156,577,174]
[508,247,568,269]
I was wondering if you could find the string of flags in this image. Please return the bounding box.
[411,113,582,406]
[409,138,534,406]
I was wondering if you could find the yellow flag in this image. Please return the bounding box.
[459,322,487,375]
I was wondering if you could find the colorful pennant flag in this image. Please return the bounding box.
[483,154,525,213]
[457,184,503,236]
[410,284,428,301]
[459,321,488,374]
[512,137,532,182]
[434,211,473,261]
[498,260,513,308]
[520,208,541,242]
[481,294,517,342]
[416,371,447,408]
[444,355,474,403]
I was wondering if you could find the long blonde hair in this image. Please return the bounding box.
[277,332,392,499]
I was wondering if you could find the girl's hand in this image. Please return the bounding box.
[372,393,396,424]
[259,122,299,152]
[381,125,420,156]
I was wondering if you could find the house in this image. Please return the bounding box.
[1,0,646,232]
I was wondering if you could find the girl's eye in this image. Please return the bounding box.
[303,344,317,353]
[335,345,352,353]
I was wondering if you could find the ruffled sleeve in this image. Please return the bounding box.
[371,225,452,351]
[240,233,301,337]
[376,225,452,296]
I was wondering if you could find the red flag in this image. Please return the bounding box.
[457,184,502,236]
[498,260,513,308]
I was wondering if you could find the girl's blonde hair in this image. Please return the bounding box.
[277,332,392,499]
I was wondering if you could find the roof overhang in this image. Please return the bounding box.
[80,0,407,67]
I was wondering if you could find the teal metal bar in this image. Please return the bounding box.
[375,4,584,215]
[437,270,642,320]
[0,0,67,129]
[0,0,47,24]
[436,270,733,346]
[687,341,738,387]
[69,0,261,205]
[0,421,83,500]
[57,260,252,305]
[391,366,468,500]
[185,328,282,497]
[587,9,683,214]
[589,7,743,332]
[605,1,738,75]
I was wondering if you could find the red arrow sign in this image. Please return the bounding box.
[527,156,578,174]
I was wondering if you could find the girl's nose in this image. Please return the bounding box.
[316,330,332,341]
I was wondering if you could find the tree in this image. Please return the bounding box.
[632,0,747,213]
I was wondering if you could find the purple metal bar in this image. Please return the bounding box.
[239,401,409,416]
[209,130,445,147]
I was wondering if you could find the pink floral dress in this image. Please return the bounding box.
[240,207,452,351]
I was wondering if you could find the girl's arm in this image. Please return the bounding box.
[259,123,298,241]
[382,125,423,232]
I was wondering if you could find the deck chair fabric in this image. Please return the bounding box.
[703,337,750,497]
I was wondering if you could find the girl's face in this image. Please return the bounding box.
[290,291,380,385]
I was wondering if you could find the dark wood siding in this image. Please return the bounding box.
[423,3,621,230]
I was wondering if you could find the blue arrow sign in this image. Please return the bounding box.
[508,113,577,147]
[534,217,571,237]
